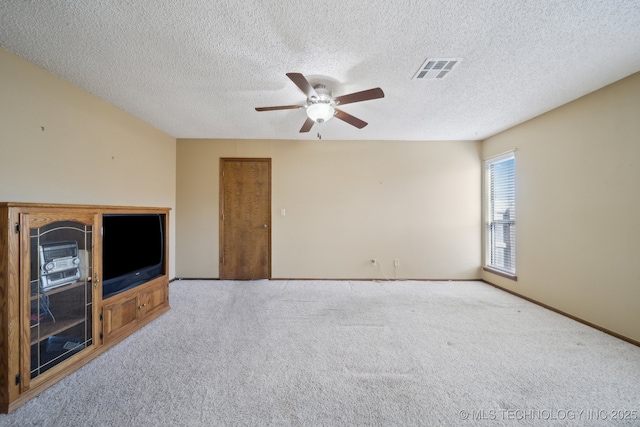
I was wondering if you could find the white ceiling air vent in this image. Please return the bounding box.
[413,58,462,80]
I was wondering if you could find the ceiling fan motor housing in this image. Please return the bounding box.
[307,84,337,123]
[311,84,332,99]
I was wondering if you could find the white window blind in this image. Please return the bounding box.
[484,152,516,275]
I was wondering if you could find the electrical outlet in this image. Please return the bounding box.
[371,259,377,266]
[394,259,400,267]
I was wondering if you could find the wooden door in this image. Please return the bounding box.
[220,158,271,279]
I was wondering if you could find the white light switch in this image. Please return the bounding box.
[281,208,286,216]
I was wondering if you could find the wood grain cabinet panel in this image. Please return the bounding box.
[102,279,168,344]
[139,280,168,319]
[102,294,139,342]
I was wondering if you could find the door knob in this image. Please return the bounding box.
[262,224,267,229]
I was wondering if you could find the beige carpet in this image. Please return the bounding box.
[2,280,639,426]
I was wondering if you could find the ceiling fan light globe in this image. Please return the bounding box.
[306,103,335,123]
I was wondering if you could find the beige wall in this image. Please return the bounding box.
[482,72,640,342]
[176,138,482,280]
[0,48,177,276]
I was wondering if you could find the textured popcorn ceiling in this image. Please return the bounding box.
[1,1,639,141]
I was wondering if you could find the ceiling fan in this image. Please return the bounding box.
[255,73,384,133]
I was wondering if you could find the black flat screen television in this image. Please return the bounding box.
[102,214,164,299]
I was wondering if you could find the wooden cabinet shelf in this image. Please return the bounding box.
[29,281,86,301]
[30,318,87,345]
[0,202,170,413]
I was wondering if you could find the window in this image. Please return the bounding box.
[484,151,516,277]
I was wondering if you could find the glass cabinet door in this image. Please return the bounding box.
[23,214,97,384]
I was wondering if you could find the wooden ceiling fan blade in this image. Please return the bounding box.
[334,109,368,129]
[334,88,384,106]
[255,105,303,111]
[286,73,317,99]
[299,117,315,133]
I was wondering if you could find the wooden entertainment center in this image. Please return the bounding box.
[0,203,170,413]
